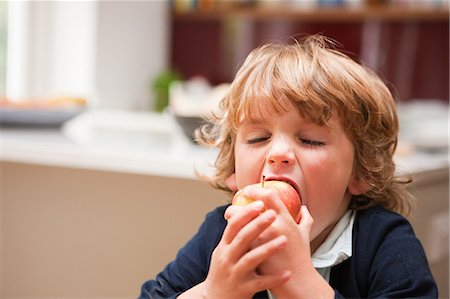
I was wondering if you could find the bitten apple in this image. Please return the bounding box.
[232,180,302,223]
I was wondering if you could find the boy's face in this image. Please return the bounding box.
[232,104,362,246]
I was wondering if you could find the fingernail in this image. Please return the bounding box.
[282,270,291,280]
[252,200,264,210]
[274,235,287,247]
[262,209,276,222]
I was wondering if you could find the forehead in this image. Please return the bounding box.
[236,95,334,129]
[238,96,292,123]
[239,103,341,133]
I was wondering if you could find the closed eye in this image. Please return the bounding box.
[300,139,324,147]
[247,137,270,144]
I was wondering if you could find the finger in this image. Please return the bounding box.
[236,234,287,271]
[226,209,278,261]
[246,270,291,294]
[298,205,314,232]
[224,205,240,220]
[251,224,279,248]
[242,187,291,219]
[222,201,265,244]
[240,188,295,247]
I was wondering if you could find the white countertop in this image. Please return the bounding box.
[0,110,218,179]
[1,109,448,180]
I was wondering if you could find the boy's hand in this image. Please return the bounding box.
[192,201,292,299]
[234,185,313,267]
[229,186,332,298]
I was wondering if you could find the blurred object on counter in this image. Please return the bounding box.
[396,99,449,154]
[152,70,182,113]
[172,0,253,12]
[169,76,229,143]
[172,0,196,12]
[0,96,87,127]
[173,114,208,144]
[365,0,389,6]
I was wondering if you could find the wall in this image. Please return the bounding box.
[95,1,169,110]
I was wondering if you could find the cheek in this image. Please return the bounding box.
[234,145,265,189]
[302,150,354,198]
[305,155,353,239]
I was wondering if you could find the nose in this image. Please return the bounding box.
[266,137,295,167]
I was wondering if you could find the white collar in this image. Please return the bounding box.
[312,210,355,269]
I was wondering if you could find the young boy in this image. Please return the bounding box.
[139,35,437,298]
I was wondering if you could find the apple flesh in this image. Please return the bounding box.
[232,180,302,223]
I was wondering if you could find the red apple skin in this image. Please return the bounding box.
[232,181,302,223]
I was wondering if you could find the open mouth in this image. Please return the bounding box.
[264,176,300,196]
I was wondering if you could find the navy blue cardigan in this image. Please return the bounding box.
[139,205,437,298]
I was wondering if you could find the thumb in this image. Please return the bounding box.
[298,205,314,233]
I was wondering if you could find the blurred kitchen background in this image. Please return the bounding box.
[0,0,448,298]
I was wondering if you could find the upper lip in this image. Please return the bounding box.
[263,175,300,196]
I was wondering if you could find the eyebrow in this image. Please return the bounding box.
[242,117,264,123]
[239,118,269,128]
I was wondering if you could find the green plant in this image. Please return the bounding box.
[152,70,182,112]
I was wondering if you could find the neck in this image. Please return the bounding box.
[310,225,334,253]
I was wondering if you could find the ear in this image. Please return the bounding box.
[225,173,238,192]
[348,174,369,196]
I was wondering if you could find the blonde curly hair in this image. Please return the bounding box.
[196,35,413,216]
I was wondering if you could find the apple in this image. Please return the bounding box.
[232,180,302,223]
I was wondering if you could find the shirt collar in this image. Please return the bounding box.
[311,209,355,269]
